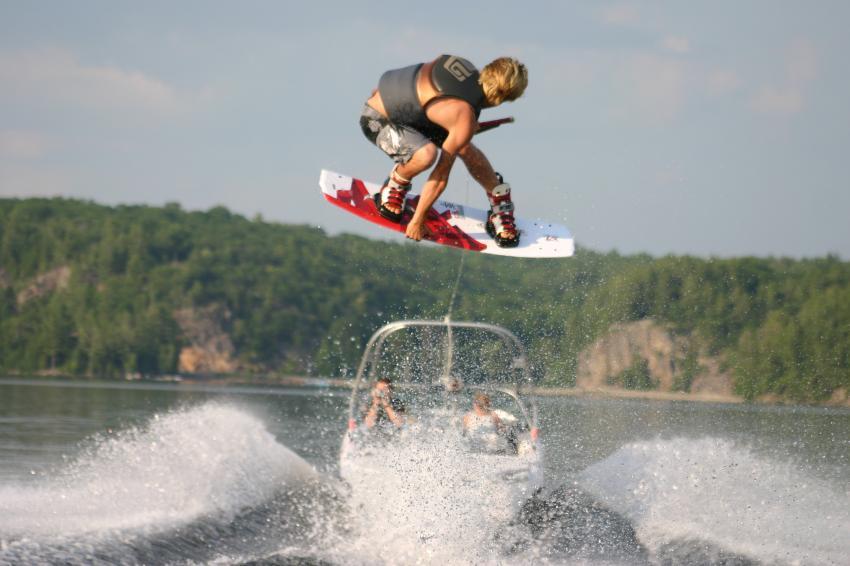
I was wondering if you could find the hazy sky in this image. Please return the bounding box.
[1,1,848,258]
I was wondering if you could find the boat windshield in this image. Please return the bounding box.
[358,324,528,388]
[347,320,538,435]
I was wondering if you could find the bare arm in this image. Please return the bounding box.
[364,396,405,428]
[407,142,497,239]
[363,397,381,428]
[405,104,475,240]
[492,413,506,434]
[405,150,455,237]
[382,400,405,427]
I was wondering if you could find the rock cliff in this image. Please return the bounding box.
[16,266,71,306]
[173,304,238,374]
[576,319,733,396]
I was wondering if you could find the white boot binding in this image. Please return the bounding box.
[486,182,520,248]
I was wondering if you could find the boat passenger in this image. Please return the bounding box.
[462,392,505,436]
[463,392,519,454]
[364,377,406,430]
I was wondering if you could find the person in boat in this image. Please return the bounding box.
[463,392,505,435]
[359,55,528,247]
[364,377,406,429]
[463,392,519,454]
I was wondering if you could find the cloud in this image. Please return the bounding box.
[661,36,691,54]
[0,164,69,197]
[751,39,818,116]
[538,49,690,123]
[706,70,741,96]
[622,54,686,121]
[786,39,818,83]
[600,3,640,27]
[0,130,51,160]
[751,87,803,115]
[0,48,181,114]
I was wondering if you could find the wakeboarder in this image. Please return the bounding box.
[359,55,528,247]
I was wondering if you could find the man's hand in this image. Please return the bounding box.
[405,219,429,241]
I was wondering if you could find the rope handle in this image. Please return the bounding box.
[476,117,514,135]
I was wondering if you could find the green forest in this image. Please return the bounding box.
[1,197,849,403]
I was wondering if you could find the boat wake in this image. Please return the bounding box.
[0,403,335,565]
[577,437,850,565]
[1,403,847,565]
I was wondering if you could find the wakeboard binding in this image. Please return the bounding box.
[486,174,520,248]
[374,169,411,223]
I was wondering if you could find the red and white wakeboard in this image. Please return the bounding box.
[319,170,574,258]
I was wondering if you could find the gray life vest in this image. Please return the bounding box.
[378,55,485,146]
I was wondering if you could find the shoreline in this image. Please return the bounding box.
[4,374,849,408]
[529,386,745,405]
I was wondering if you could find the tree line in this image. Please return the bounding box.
[1,197,848,403]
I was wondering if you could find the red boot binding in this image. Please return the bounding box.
[374,167,411,223]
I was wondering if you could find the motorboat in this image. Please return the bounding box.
[338,319,543,560]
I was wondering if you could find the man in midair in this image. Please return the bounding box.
[359,55,528,247]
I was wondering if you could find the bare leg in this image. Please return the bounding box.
[382,143,439,215]
[459,143,517,243]
[396,143,439,182]
[458,143,501,193]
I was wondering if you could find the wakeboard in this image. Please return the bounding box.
[319,170,574,258]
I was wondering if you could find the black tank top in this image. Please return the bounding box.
[378,55,484,146]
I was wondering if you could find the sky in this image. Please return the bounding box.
[1,1,848,258]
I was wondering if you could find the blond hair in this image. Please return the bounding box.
[479,57,528,106]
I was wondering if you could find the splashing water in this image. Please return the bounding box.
[334,419,542,566]
[578,437,850,565]
[2,397,847,565]
[0,403,318,538]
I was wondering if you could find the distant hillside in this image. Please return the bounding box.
[1,197,848,404]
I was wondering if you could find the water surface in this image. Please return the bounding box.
[1,378,848,565]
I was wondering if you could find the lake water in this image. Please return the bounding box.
[1,378,848,565]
